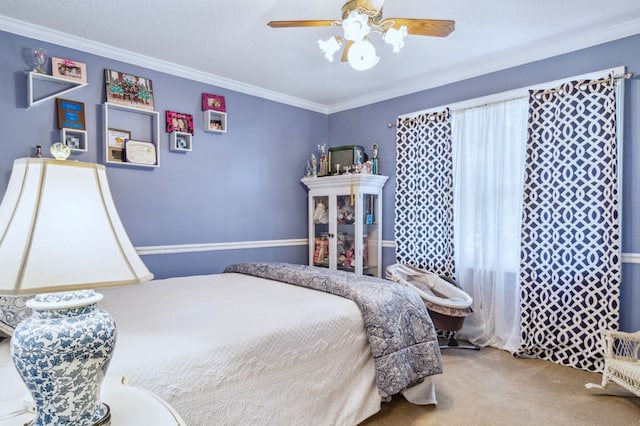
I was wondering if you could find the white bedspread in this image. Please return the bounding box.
[0,273,435,425]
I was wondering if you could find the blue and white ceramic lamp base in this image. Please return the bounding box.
[10,290,115,426]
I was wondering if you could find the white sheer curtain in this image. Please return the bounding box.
[452,98,528,352]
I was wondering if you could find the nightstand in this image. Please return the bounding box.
[0,376,186,425]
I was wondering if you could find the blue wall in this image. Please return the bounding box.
[1,29,638,331]
[0,30,323,278]
[329,34,640,332]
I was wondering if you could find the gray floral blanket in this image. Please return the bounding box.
[223,262,442,399]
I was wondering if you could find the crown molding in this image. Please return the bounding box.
[0,15,329,114]
[2,14,639,115]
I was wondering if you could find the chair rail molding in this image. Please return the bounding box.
[621,252,640,264]
[135,239,398,255]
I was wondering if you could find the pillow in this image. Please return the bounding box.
[0,295,34,337]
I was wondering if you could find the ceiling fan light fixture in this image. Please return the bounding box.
[347,39,379,71]
[342,11,370,41]
[267,1,454,72]
[384,25,408,53]
[318,36,342,62]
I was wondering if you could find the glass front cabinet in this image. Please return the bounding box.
[301,174,388,277]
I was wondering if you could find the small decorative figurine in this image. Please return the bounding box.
[34,145,43,158]
[318,144,328,176]
[305,160,312,177]
[311,154,317,177]
[313,200,328,224]
[371,143,379,175]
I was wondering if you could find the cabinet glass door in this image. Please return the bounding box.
[336,193,356,273]
[311,196,329,268]
[362,193,379,276]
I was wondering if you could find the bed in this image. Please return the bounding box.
[0,262,442,425]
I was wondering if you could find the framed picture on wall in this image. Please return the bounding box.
[125,140,157,166]
[107,128,131,149]
[202,93,226,112]
[52,57,87,83]
[56,98,86,130]
[104,69,154,111]
[165,111,194,135]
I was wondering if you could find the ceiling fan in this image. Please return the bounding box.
[267,0,455,71]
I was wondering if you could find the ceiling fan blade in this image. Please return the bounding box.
[383,18,455,37]
[341,40,355,62]
[268,20,337,28]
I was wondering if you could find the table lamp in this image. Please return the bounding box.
[0,155,153,425]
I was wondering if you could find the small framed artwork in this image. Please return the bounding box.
[125,140,157,166]
[107,128,131,149]
[52,57,87,83]
[108,147,125,162]
[56,98,86,130]
[61,128,88,152]
[104,69,154,111]
[202,93,226,112]
[165,111,194,135]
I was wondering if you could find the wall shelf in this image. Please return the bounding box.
[203,110,227,133]
[27,72,88,108]
[61,128,88,153]
[170,131,192,152]
[103,102,160,168]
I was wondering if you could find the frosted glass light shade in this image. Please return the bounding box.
[318,36,341,62]
[347,40,380,71]
[342,11,370,41]
[0,158,153,294]
[384,26,408,53]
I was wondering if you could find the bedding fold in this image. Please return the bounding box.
[223,262,443,399]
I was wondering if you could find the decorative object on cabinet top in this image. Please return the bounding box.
[202,93,226,112]
[52,57,87,83]
[306,144,381,177]
[105,69,154,111]
[165,111,194,135]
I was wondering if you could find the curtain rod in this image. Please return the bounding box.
[388,71,634,128]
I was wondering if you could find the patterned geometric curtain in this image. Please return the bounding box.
[517,77,620,371]
[394,109,455,278]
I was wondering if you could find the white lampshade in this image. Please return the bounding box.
[0,158,153,294]
[1,157,153,425]
[347,40,380,71]
[318,36,342,62]
[384,26,408,53]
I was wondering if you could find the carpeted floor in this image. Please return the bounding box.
[361,343,640,425]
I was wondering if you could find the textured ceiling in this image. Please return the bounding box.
[1,0,639,112]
